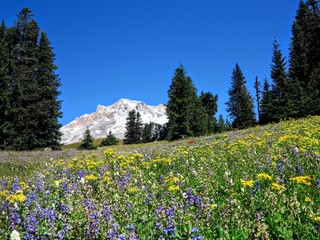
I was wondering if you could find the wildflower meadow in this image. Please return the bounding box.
[1,116,320,239]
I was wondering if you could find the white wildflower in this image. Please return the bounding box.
[10,230,20,240]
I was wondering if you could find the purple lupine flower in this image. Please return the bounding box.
[276,158,284,173]
[117,234,126,240]
[191,228,199,233]
[77,169,86,179]
[59,204,69,214]
[57,230,66,240]
[9,212,21,229]
[11,178,20,193]
[25,192,37,208]
[24,213,39,234]
[36,175,45,192]
[296,164,303,175]
[102,207,114,221]
[127,224,135,231]
[41,207,56,222]
[23,233,35,240]
[192,234,202,240]
[317,178,320,190]
[163,223,175,236]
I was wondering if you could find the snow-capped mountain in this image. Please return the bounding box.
[60,98,168,144]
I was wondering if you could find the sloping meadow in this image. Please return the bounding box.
[1,117,320,239]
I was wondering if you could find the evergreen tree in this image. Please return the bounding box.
[166,65,202,140]
[9,8,40,150]
[36,31,62,149]
[0,21,11,149]
[306,67,320,115]
[124,110,137,144]
[216,114,226,133]
[289,1,320,116]
[199,91,218,134]
[226,64,256,129]
[142,123,153,143]
[124,110,144,144]
[100,131,119,146]
[260,78,272,124]
[254,76,261,124]
[135,111,143,143]
[270,39,289,121]
[78,128,97,150]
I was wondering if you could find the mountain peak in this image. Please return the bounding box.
[60,98,167,144]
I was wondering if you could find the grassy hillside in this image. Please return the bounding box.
[0,116,320,239]
[61,138,124,150]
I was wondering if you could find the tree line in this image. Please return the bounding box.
[0,8,62,150]
[166,0,320,141]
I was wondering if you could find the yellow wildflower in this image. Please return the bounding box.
[271,183,285,191]
[85,175,98,181]
[305,197,312,202]
[289,176,313,185]
[127,187,138,193]
[208,203,217,210]
[6,193,26,203]
[240,179,255,188]
[0,190,9,198]
[257,173,272,181]
[168,185,180,191]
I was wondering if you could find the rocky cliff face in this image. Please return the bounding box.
[60,98,168,144]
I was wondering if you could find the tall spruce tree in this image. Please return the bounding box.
[226,64,256,129]
[254,76,261,124]
[135,111,143,143]
[36,31,62,149]
[166,65,201,140]
[124,110,143,144]
[9,8,40,150]
[270,39,289,122]
[142,123,153,143]
[124,110,137,144]
[289,0,320,116]
[216,114,226,133]
[260,78,272,124]
[0,21,11,149]
[199,91,218,134]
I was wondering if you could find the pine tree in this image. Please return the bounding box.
[36,31,62,149]
[78,128,97,150]
[9,8,40,150]
[226,64,256,129]
[142,123,153,143]
[306,67,320,115]
[0,21,11,149]
[199,91,218,134]
[260,78,272,124]
[124,110,143,144]
[135,111,143,143]
[166,65,202,140]
[216,114,226,133]
[100,131,119,146]
[254,76,261,124]
[289,1,320,116]
[270,39,289,122]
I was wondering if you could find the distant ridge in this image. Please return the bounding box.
[60,98,168,144]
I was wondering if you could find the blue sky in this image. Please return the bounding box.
[1,0,299,126]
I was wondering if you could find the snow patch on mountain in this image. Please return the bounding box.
[60,98,167,144]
